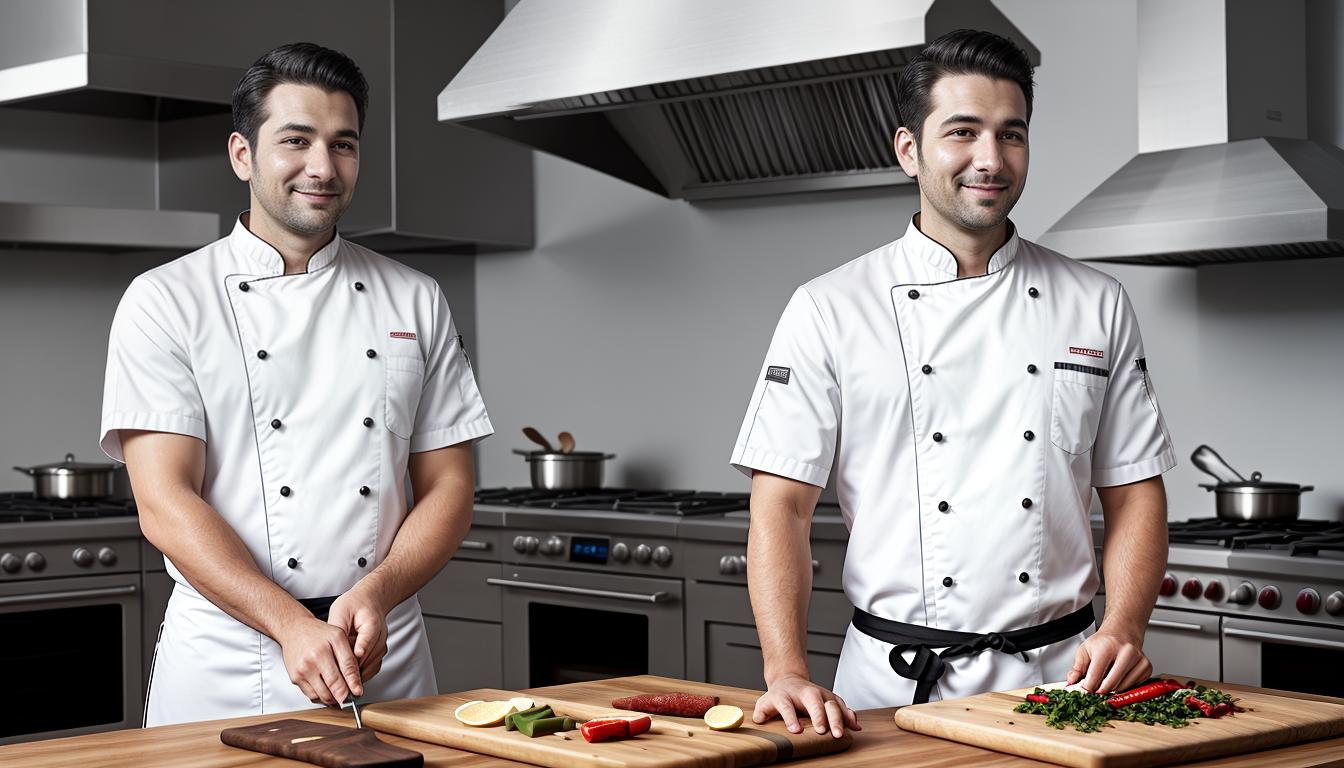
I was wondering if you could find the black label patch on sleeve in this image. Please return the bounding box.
[765,366,791,384]
[1136,357,1147,372]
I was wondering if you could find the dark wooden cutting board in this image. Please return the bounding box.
[220,718,423,768]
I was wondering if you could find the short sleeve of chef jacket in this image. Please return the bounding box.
[1090,285,1177,486]
[730,287,839,488]
[409,285,494,453]
[100,276,207,462]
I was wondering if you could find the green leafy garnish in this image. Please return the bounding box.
[1013,681,1238,733]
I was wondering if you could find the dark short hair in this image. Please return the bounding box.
[895,29,1034,146]
[231,42,369,149]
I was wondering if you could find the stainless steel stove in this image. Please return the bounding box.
[1139,517,1344,697]
[0,493,145,743]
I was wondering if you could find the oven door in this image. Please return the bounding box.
[0,573,142,744]
[492,565,683,689]
[1222,617,1344,697]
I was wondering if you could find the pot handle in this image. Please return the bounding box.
[1191,445,1246,484]
[12,466,34,476]
[513,449,533,456]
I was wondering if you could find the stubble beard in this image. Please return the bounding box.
[251,168,348,237]
[917,157,1021,233]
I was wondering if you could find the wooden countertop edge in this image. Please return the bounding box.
[2,676,1342,767]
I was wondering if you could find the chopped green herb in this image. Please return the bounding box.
[1013,681,1239,733]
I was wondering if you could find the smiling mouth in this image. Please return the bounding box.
[293,190,340,202]
[961,184,1007,198]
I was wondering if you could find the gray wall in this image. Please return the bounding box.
[474,0,1344,522]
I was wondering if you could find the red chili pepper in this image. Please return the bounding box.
[622,714,652,736]
[1186,695,1216,717]
[1212,703,1231,718]
[580,718,631,743]
[1025,693,1050,703]
[1107,680,1182,708]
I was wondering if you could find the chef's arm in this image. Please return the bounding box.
[121,430,364,705]
[1069,475,1168,692]
[353,442,475,613]
[748,471,858,737]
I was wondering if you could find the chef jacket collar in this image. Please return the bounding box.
[901,214,1020,280]
[229,213,342,276]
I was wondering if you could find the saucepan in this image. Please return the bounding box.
[1191,445,1313,522]
[13,453,119,499]
[514,427,614,490]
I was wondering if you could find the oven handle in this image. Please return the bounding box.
[1148,618,1207,632]
[1223,627,1344,651]
[485,578,672,604]
[0,584,138,607]
[458,540,491,551]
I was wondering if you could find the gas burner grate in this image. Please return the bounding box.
[473,487,750,516]
[1169,518,1344,554]
[0,492,136,523]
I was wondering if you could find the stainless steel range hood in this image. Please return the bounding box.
[438,0,1038,201]
[1039,0,1344,266]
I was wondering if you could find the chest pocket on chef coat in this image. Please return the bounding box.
[1050,363,1108,455]
[385,354,426,440]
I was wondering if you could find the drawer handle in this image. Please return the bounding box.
[719,555,821,576]
[486,577,672,604]
[0,584,137,606]
[1147,618,1207,632]
[458,540,491,551]
[1223,627,1344,651]
[724,641,841,659]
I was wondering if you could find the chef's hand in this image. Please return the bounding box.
[1067,626,1152,694]
[278,616,366,707]
[328,588,389,683]
[754,674,861,738]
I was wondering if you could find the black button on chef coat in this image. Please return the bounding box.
[366,349,377,358]
[932,432,944,443]
[938,501,949,512]
[908,289,921,300]
[1027,364,1038,374]
[287,557,298,569]
[942,576,954,587]
[921,364,933,374]
[270,419,282,429]
[1027,287,1039,298]
[353,281,364,291]
[357,557,367,567]
[1022,498,1033,508]
[1019,572,1030,583]
[359,486,370,496]
[280,486,291,497]
[256,350,268,359]
[1024,430,1035,441]
[363,417,374,428]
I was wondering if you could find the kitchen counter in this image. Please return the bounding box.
[5,676,1342,767]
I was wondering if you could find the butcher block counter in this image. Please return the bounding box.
[4,677,1343,767]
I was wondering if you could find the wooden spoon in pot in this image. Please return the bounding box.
[522,427,554,453]
[557,431,575,454]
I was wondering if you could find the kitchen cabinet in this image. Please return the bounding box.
[1143,606,1222,681]
[704,622,844,691]
[423,616,504,694]
[419,525,505,692]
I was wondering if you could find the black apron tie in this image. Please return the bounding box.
[853,602,1095,705]
[297,595,339,622]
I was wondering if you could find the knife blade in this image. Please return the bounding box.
[345,694,364,729]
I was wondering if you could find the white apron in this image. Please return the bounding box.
[731,218,1174,708]
[102,216,493,725]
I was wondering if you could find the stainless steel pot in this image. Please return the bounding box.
[515,450,615,490]
[1191,445,1313,522]
[13,453,118,499]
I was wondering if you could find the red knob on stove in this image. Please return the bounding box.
[1257,586,1281,610]
[1203,580,1224,602]
[1159,575,1177,597]
[1296,588,1321,615]
[1181,578,1202,600]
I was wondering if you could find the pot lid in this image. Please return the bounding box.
[519,450,613,460]
[20,453,117,475]
[1199,478,1313,493]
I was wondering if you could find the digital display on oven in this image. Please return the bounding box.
[569,536,610,564]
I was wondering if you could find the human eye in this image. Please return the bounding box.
[1001,130,1026,142]
[949,128,975,138]
[282,136,308,146]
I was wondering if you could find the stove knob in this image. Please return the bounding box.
[1159,574,1177,597]
[633,544,652,564]
[611,542,630,563]
[72,547,94,567]
[524,536,539,554]
[1203,580,1224,602]
[1325,591,1344,617]
[1296,588,1321,615]
[542,536,564,556]
[1181,578,1202,600]
[1227,582,1255,605]
[512,535,529,554]
[97,547,117,566]
[719,555,737,575]
[0,553,19,574]
[25,552,46,572]
[1257,586,1281,610]
[652,546,673,566]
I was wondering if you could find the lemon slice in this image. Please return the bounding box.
[508,696,535,711]
[455,700,516,727]
[704,704,744,731]
[453,699,484,718]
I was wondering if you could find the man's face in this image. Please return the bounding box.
[236,83,360,238]
[897,74,1029,233]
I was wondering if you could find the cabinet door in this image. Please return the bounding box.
[419,560,502,622]
[141,570,176,698]
[1143,607,1220,681]
[423,616,503,694]
[705,623,843,691]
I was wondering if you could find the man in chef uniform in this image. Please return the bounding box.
[731,29,1174,737]
[100,43,492,725]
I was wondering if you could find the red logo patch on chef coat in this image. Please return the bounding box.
[389,331,417,341]
[1068,346,1104,359]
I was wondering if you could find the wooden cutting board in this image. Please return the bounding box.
[219,718,424,767]
[893,681,1344,768]
[362,687,852,768]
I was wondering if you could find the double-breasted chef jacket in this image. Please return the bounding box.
[101,216,493,726]
[731,217,1175,710]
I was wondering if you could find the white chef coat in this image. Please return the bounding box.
[101,216,493,725]
[731,217,1175,709]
